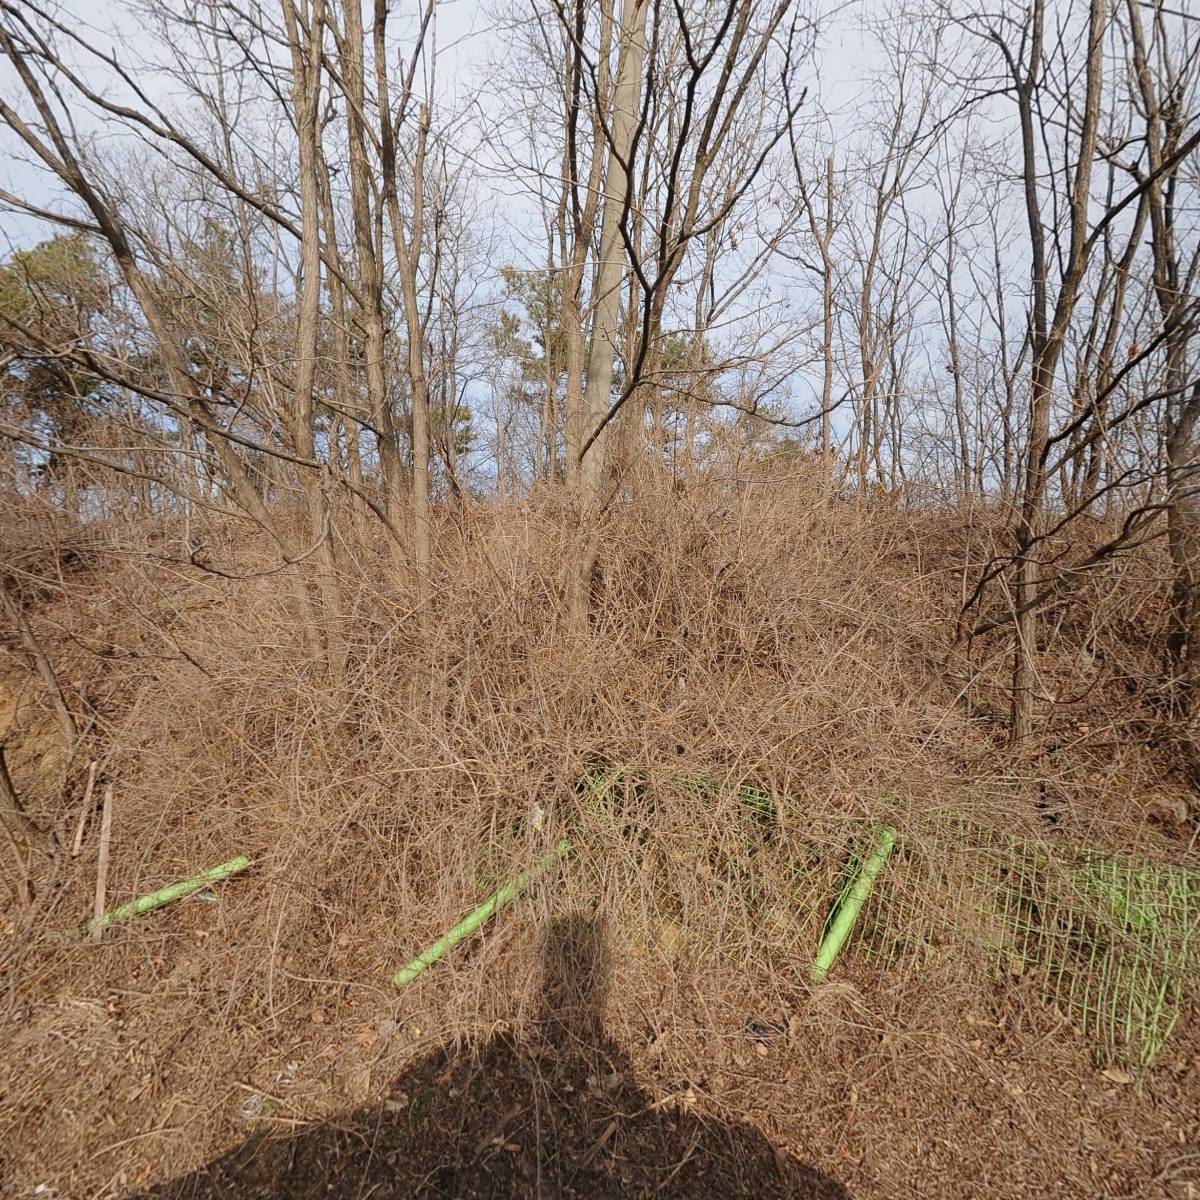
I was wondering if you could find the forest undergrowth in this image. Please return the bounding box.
[0,468,1197,1199]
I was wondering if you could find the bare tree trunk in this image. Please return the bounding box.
[392,107,435,613]
[0,744,49,905]
[562,0,616,496]
[795,151,837,475]
[820,156,835,473]
[1125,0,1200,713]
[283,0,344,679]
[319,168,367,533]
[539,226,559,482]
[563,298,586,493]
[339,0,404,524]
[0,586,77,745]
[939,155,970,500]
[1010,0,1104,743]
[373,1,435,609]
[569,0,649,632]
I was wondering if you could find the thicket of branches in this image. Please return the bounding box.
[0,0,1198,869]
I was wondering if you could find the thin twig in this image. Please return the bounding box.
[91,784,113,942]
[71,760,98,858]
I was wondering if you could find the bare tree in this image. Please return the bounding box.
[1124,0,1200,715]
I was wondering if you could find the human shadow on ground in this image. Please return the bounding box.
[134,912,851,1198]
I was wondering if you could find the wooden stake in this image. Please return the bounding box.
[71,761,98,858]
[92,784,113,942]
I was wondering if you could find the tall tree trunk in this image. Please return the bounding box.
[341,0,404,524]
[562,0,616,496]
[390,106,434,613]
[820,156,835,473]
[1010,0,1105,743]
[373,1,434,609]
[1125,0,1200,713]
[568,0,649,632]
[283,0,345,680]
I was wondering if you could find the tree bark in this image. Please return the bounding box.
[569,0,649,632]
[1010,0,1104,744]
[283,0,345,679]
[0,586,77,745]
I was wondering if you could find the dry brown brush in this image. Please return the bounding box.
[0,466,1196,1196]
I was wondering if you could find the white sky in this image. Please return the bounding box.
[0,0,885,250]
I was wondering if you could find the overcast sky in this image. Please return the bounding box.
[0,0,885,253]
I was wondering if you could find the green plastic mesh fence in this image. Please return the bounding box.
[574,766,1200,1069]
[853,818,1200,1067]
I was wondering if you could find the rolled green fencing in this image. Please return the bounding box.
[87,855,250,933]
[812,826,897,983]
[393,839,572,987]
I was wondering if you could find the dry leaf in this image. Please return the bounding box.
[1101,1067,1133,1085]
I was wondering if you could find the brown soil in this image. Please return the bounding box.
[130,914,849,1199]
[3,895,1197,1199]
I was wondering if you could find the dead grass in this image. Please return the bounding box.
[0,465,1196,1198]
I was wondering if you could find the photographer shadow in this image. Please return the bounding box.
[136,912,850,1198]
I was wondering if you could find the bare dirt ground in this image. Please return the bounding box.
[3,887,1198,1199]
